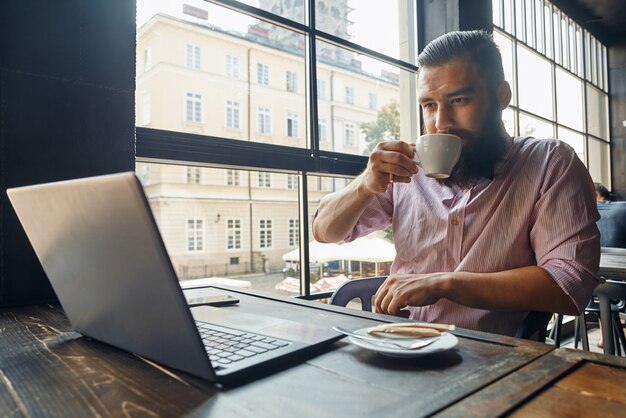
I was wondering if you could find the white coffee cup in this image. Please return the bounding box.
[413,133,462,179]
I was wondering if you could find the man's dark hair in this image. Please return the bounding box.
[595,182,610,200]
[417,30,505,92]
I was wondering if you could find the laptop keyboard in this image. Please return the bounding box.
[195,321,290,366]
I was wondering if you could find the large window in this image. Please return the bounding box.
[136,1,424,296]
[492,0,610,187]
[187,219,204,252]
[185,92,202,123]
[186,43,201,70]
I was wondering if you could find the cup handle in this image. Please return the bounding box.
[412,147,422,167]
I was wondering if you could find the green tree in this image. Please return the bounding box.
[360,101,400,155]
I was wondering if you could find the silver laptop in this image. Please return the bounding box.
[7,172,342,384]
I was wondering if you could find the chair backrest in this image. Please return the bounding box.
[329,276,551,342]
[329,276,385,311]
[514,311,552,342]
[597,201,626,248]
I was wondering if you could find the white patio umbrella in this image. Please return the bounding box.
[340,237,396,262]
[281,240,345,263]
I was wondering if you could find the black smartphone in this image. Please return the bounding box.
[187,294,240,307]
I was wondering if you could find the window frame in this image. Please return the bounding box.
[137,0,423,297]
[185,43,201,70]
[227,218,242,250]
[492,0,610,187]
[186,219,204,252]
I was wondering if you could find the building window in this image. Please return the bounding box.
[317,80,326,100]
[230,257,240,265]
[286,112,298,138]
[368,93,377,110]
[185,92,202,122]
[226,54,239,78]
[137,163,150,185]
[141,93,151,126]
[287,174,298,189]
[257,63,269,85]
[257,106,271,134]
[187,219,204,252]
[259,219,272,249]
[345,86,354,104]
[226,169,240,186]
[344,123,355,146]
[186,44,201,70]
[185,166,202,184]
[288,219,299,246]
[286,71,297,92]
[257,172,271,188]
[225,100,240,129]
[143,47,152,72]
[227,219,241,250]
[318,120,327,144]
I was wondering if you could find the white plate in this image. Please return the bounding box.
[347,327,459,358]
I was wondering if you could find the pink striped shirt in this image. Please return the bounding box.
[346,136,601,336]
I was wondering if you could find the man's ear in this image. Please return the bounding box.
[497,81,512,110]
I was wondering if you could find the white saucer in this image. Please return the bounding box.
[347,327,459,358]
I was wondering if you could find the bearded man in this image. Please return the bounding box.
[312,30,601,336]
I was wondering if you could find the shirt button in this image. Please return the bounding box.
[451,219,459,226]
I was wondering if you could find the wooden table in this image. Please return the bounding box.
[0,301,553,418]
[435,348,626,417]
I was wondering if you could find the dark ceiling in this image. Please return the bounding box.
[550,0,626,46]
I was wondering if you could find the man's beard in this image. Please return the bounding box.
[437,104,508,188]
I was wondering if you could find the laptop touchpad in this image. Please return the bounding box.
[191,306,336,344]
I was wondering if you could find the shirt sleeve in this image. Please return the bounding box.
[530,141,602,313]
[343,185,395,242]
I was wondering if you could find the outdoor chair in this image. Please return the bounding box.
[570,296,625,353]
[329,276,552,342]
[591,280,626,356]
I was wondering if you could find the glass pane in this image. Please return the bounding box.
[526,0,534,47]
[553,10,560,65]
[587,138,610,187]
[584,31,591,82]
[502,107,516,136]
[515,0,525,42]
[519,112,553,138]
[557,126,584,163]
[602,46,609,92]
[569,22,576,74]
[535,0,543,54]
[317,40,418,156]
[136,2,308,148]
[576,29,583,78]
[591,37,597,85]
[316,0,412,62]
[561,17,569,70]
[493,0,502,28]
[237,0,305,24]
[517,45,553,119]
[503,0,513,34]
[586,84,609,140]
[136,162,302,296]
[544,4,552,59]
[305,174,394,299]
[555,67,583,131]
[494,30,516,106]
